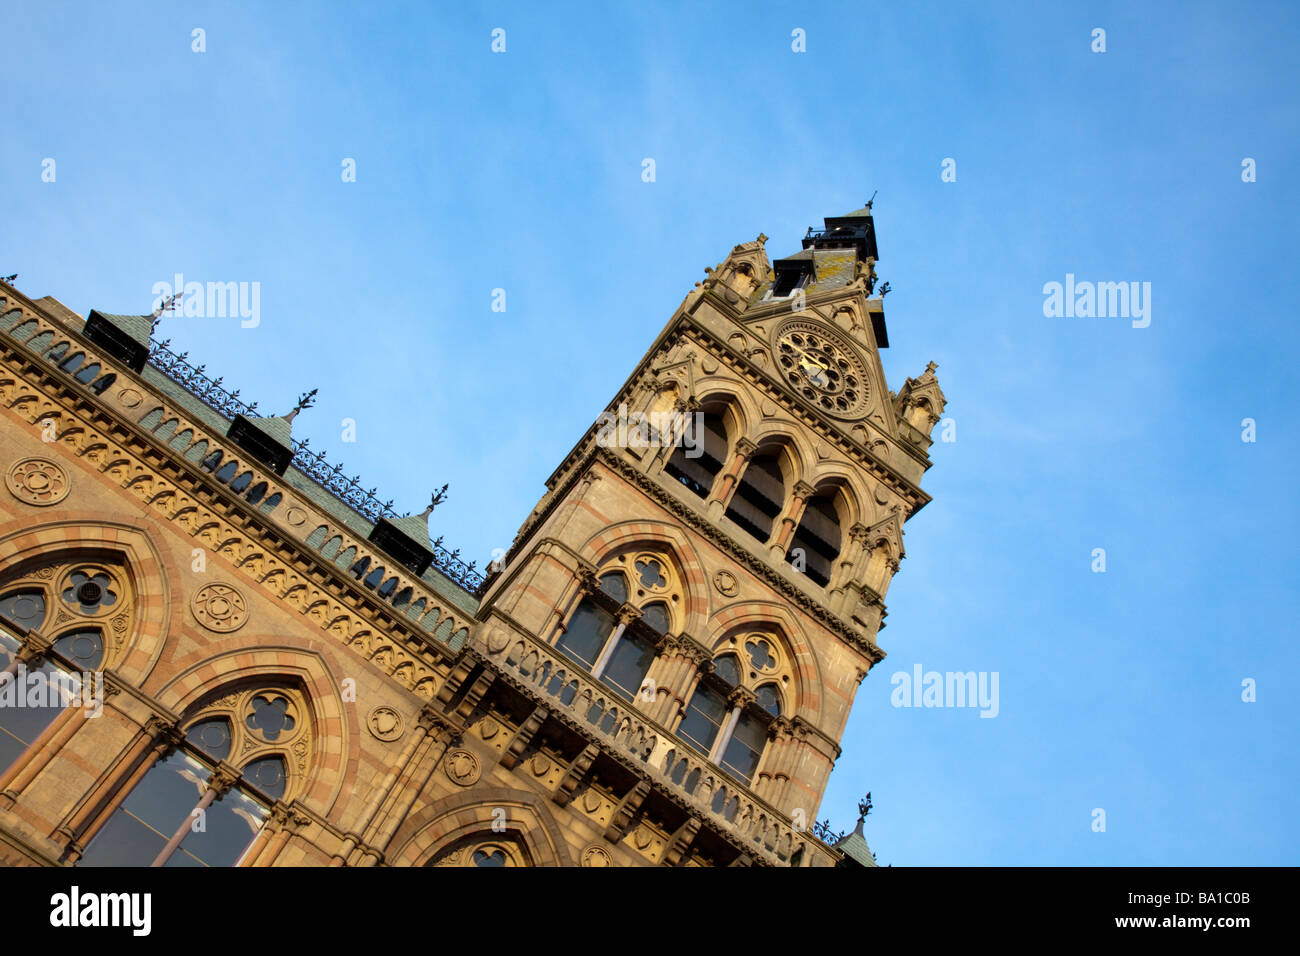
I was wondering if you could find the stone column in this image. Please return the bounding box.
[770,480,815,561]
[358,710,461,866]
[706,438,756,519]
[57,715,182,864]
[641,633,712,728]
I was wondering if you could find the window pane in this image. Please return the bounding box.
[79,752,211,867]
[677,685,727,755]
[713,654,741,687]
[755,684,782,717]
[52,629,104,671]
[555,598,615,670]
[598,573,627,604]
[171,788,268,867]
[242,756,287,801]
[185,718,233,762]
[600,633,656,701]
[0,661,67,774]
[720,712,767,782]
[0,590,47,632]
[639,603,669,634]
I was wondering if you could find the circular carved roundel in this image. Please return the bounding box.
[445,749,481,787]
[191,583,249,633]
[774,320,869,419]
[367,706,404,742]
[7,458,70,506]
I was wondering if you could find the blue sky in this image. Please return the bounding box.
[3,1,1297,865]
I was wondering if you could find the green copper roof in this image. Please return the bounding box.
[833,824,879,867]
[386,511,433,547]
[751,248,859,304]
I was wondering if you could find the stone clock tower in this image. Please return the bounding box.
[474,204,947,863]
[0,205,943,868]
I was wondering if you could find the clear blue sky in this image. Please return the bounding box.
[3,1,1296,865]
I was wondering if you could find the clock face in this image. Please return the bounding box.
[775,321,868,418]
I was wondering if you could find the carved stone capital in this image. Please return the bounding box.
[792,480,817,501]
[665,633,713,665]
[615,604,643,627]
[575,566,601,596]
[14,630,52,663]
[417,704,456,738]
[209,761,243,796]
[727,686,757,710]
[733,438,758,460]
[848,522,870,546]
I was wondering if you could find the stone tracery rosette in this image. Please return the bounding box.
[7,457,70,506]
[191,582,249,633]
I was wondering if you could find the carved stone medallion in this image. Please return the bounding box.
[367,706,404,742]
[7,458,70,506]
[581,845,612,867]
[712,570,739,598]
[191,583,249,633]
[445,749,481,787]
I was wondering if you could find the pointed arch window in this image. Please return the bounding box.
[725,450,787,543]
[787,488,844,588]
[664,411,729,500]
[555,556,679,703]
[676,635,789,785]
[0,559,130,777]
[428,833,531,867]
[78,687,311,867]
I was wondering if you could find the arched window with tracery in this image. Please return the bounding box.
[555,552,678,702]
[676,632,789,784]
[427,833,532,867]
[78,684,312,867]
[0,557,130,775]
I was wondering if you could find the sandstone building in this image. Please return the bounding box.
[0,206,945,867]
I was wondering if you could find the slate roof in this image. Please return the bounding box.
[833,822,879,867]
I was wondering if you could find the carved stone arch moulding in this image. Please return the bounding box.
[705,601,823,722]
[582,520,711,631]
[389,790,576,868]
[155,646,351,814]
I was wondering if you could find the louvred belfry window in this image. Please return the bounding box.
[724,451,786,543]
[787,489,844,588]
[663,411,729,499]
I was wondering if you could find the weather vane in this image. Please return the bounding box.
[284,388,318,422]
